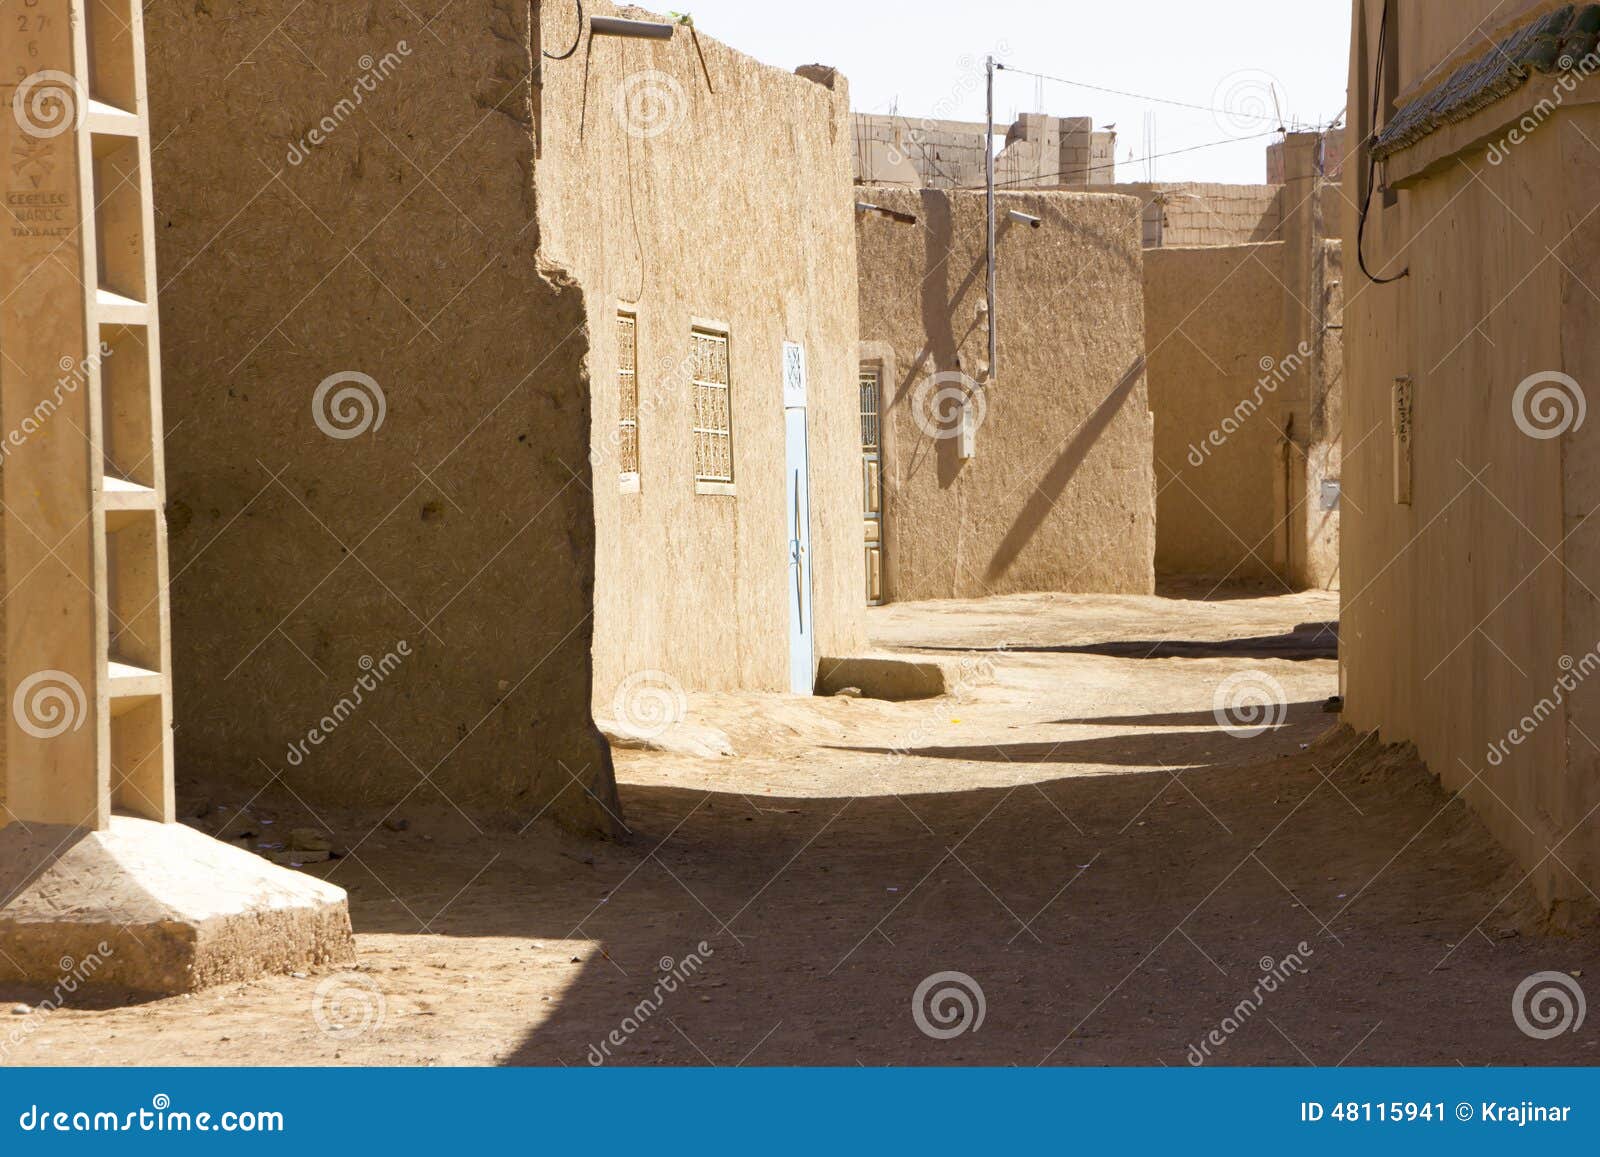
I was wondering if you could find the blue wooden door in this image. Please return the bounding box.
[786,405,814,695]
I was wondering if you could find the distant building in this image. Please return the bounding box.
[1266,129,1345,183]
[855,112,1117,189]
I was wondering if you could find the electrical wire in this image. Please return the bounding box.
[544,0,584,60]
[1357,0,1410,284]
[996,63,1286,126]
[964,127,1284,191]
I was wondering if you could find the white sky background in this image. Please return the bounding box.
[668,0,1354,184]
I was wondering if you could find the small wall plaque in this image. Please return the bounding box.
[1393,376,1414,506]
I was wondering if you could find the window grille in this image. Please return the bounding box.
[692,328,733,484]
[859,368,881,451]
[617,312,639,478]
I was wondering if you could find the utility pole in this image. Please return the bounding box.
[985,55,998,392]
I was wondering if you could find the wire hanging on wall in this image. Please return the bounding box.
[1357,0,1410,285]
[544,0,585,60]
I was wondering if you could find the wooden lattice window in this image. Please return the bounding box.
[617,311,639,481]
[692,327,733,485]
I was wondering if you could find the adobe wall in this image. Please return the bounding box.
[534,1,866,698]
[856,186,1154,601]
[1345,0,1600,916]
[1144,244,1288,583]
[142,2,619,831]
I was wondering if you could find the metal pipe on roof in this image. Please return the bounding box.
[589,15,675,39]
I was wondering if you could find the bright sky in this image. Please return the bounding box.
[675,0,1353,184]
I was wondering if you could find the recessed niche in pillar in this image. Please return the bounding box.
[99,324,154,487]
[110,695,165,821]
[91,134,146,303]
[87,0,139,112]
[106,508,162,673]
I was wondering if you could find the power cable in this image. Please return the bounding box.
[1357,0,1409,284]
[966,127,1283,191]
[996,63,1287,126]
[544,0,584,60]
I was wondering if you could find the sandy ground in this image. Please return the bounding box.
[5,588,1597,1067]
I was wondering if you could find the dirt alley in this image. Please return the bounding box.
[5,588,1597,1066]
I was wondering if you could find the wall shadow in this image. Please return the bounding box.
[914,622,1338,662]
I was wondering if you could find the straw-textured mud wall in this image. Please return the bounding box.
[535,0,867,698]
[144,1,619,831]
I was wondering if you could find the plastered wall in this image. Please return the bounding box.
[1345,0,1600,917]
[856,186,1155,601]
[534,1,866,699]
[143,1,619,832]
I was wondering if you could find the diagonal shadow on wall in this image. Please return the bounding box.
[984,356,1147,583]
